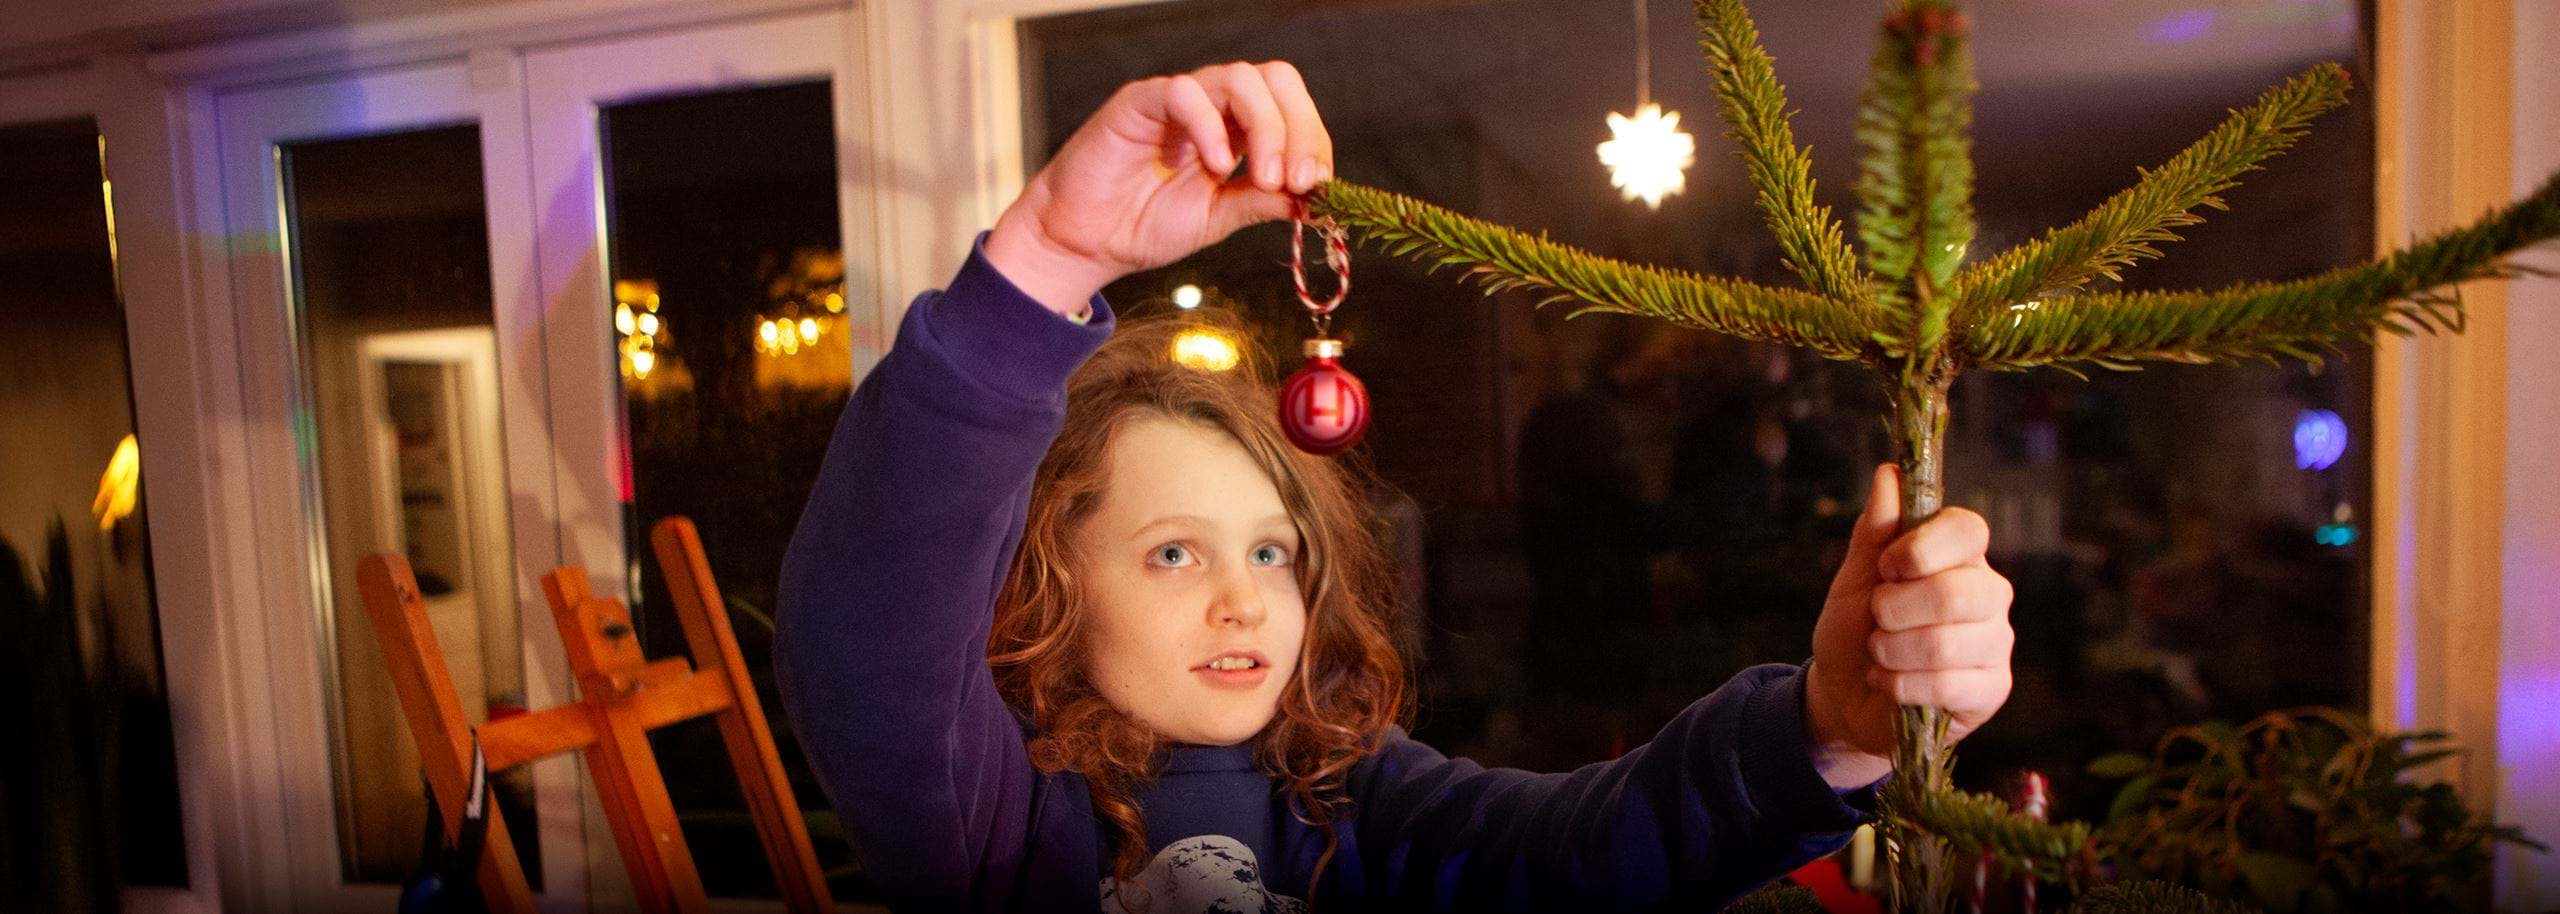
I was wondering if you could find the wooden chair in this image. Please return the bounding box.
[357,517,832,914]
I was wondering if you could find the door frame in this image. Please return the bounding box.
[0,2,875,911]
[511,10,865,909]
[0,62,231,914]
[517,4,871,610]
[191,6,876,909]
[208,55,583,913]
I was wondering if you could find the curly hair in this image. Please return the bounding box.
[986,305,1410,900]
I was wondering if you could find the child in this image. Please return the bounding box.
[776,61,2016,913]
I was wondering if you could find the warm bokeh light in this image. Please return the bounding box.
[1173,284,1204,310]
[614,279,670,381]
[613,278,657,305]
[99,136,120,278]
[92,433,140,531]
[1597,103,1696,209]
[755,315,836,357]
[1170,329,1240,372]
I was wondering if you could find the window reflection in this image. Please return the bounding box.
[279,125,540,885]
[0,119,188,893]
[1023,0,2372,813]
[598,80,862,901]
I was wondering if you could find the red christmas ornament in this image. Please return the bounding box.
[1281,200,1369,456]
[1280,338,1369,456]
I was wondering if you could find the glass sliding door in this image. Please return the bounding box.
[602,79,852,901]
[280,125,538,885]
[210,8,874,908]
[522,10,872,901]
[213,61,580,912]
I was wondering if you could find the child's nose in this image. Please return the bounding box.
[1208,562,1268,629]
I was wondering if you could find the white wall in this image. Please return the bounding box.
[2,0,299,54]
[0,0,520,72]
[2499,0,2560,906]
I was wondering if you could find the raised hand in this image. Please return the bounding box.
[1804,463,2016,789]
[984,61,1334,315]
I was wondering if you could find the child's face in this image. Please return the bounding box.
[1075,416,1308,747]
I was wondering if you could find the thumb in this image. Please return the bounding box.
[1204,184,1297,240]
[1827,463,1903,600]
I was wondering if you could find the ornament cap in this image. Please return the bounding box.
[1303,338,1346,359]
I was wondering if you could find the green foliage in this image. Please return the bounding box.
[1720,883,1825,914]
[2068,880,2260,914]
[2087,708,2544,913]
[1902,787,2094,885]
[1854,0,1977,361]
[1308,181,1875,361]
[1947,64,2353,323]
[1692,0,1870,304]
[1967,169,2560,371]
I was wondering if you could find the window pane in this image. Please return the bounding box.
[279,125,541,885]
[597,80,861,901]
[1021,0,2373,814]
[0,118,189,899]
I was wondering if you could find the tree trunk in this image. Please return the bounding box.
[1884,372,1953,913]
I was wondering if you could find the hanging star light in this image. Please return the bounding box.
[1600,103,1695,208]
[1598,0,1694,209]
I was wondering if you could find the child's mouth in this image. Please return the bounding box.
[1195,652,1268,688]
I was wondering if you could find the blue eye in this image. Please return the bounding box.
[1149,543,1195,568]
[1252,544,1289,566]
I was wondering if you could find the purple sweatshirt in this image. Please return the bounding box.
[774,237,1877,913]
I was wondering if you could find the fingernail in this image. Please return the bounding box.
[1258,157,1282,189]
[1291,157,1317,191]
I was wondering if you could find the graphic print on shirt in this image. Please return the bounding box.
[1099,834,1307,914]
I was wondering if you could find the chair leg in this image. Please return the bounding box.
[653,517,835,912]
[357,555,540,914]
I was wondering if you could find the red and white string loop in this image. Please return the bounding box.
[1291,199,1351,333]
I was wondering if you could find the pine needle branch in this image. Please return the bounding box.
[1964,168,2560,370]
[1947,63,2352,322]
[2067,881,2260,914]
[1898,788,2096,885]
[1308,180,1876,360]
[1719,884,1825,914]
[1855,2,1977,293]
[1854,1,1979,375]
[1692,0,1872,304]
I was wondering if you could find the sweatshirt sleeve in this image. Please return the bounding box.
[773,234,1113,909]
[1341,663,1877,911]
